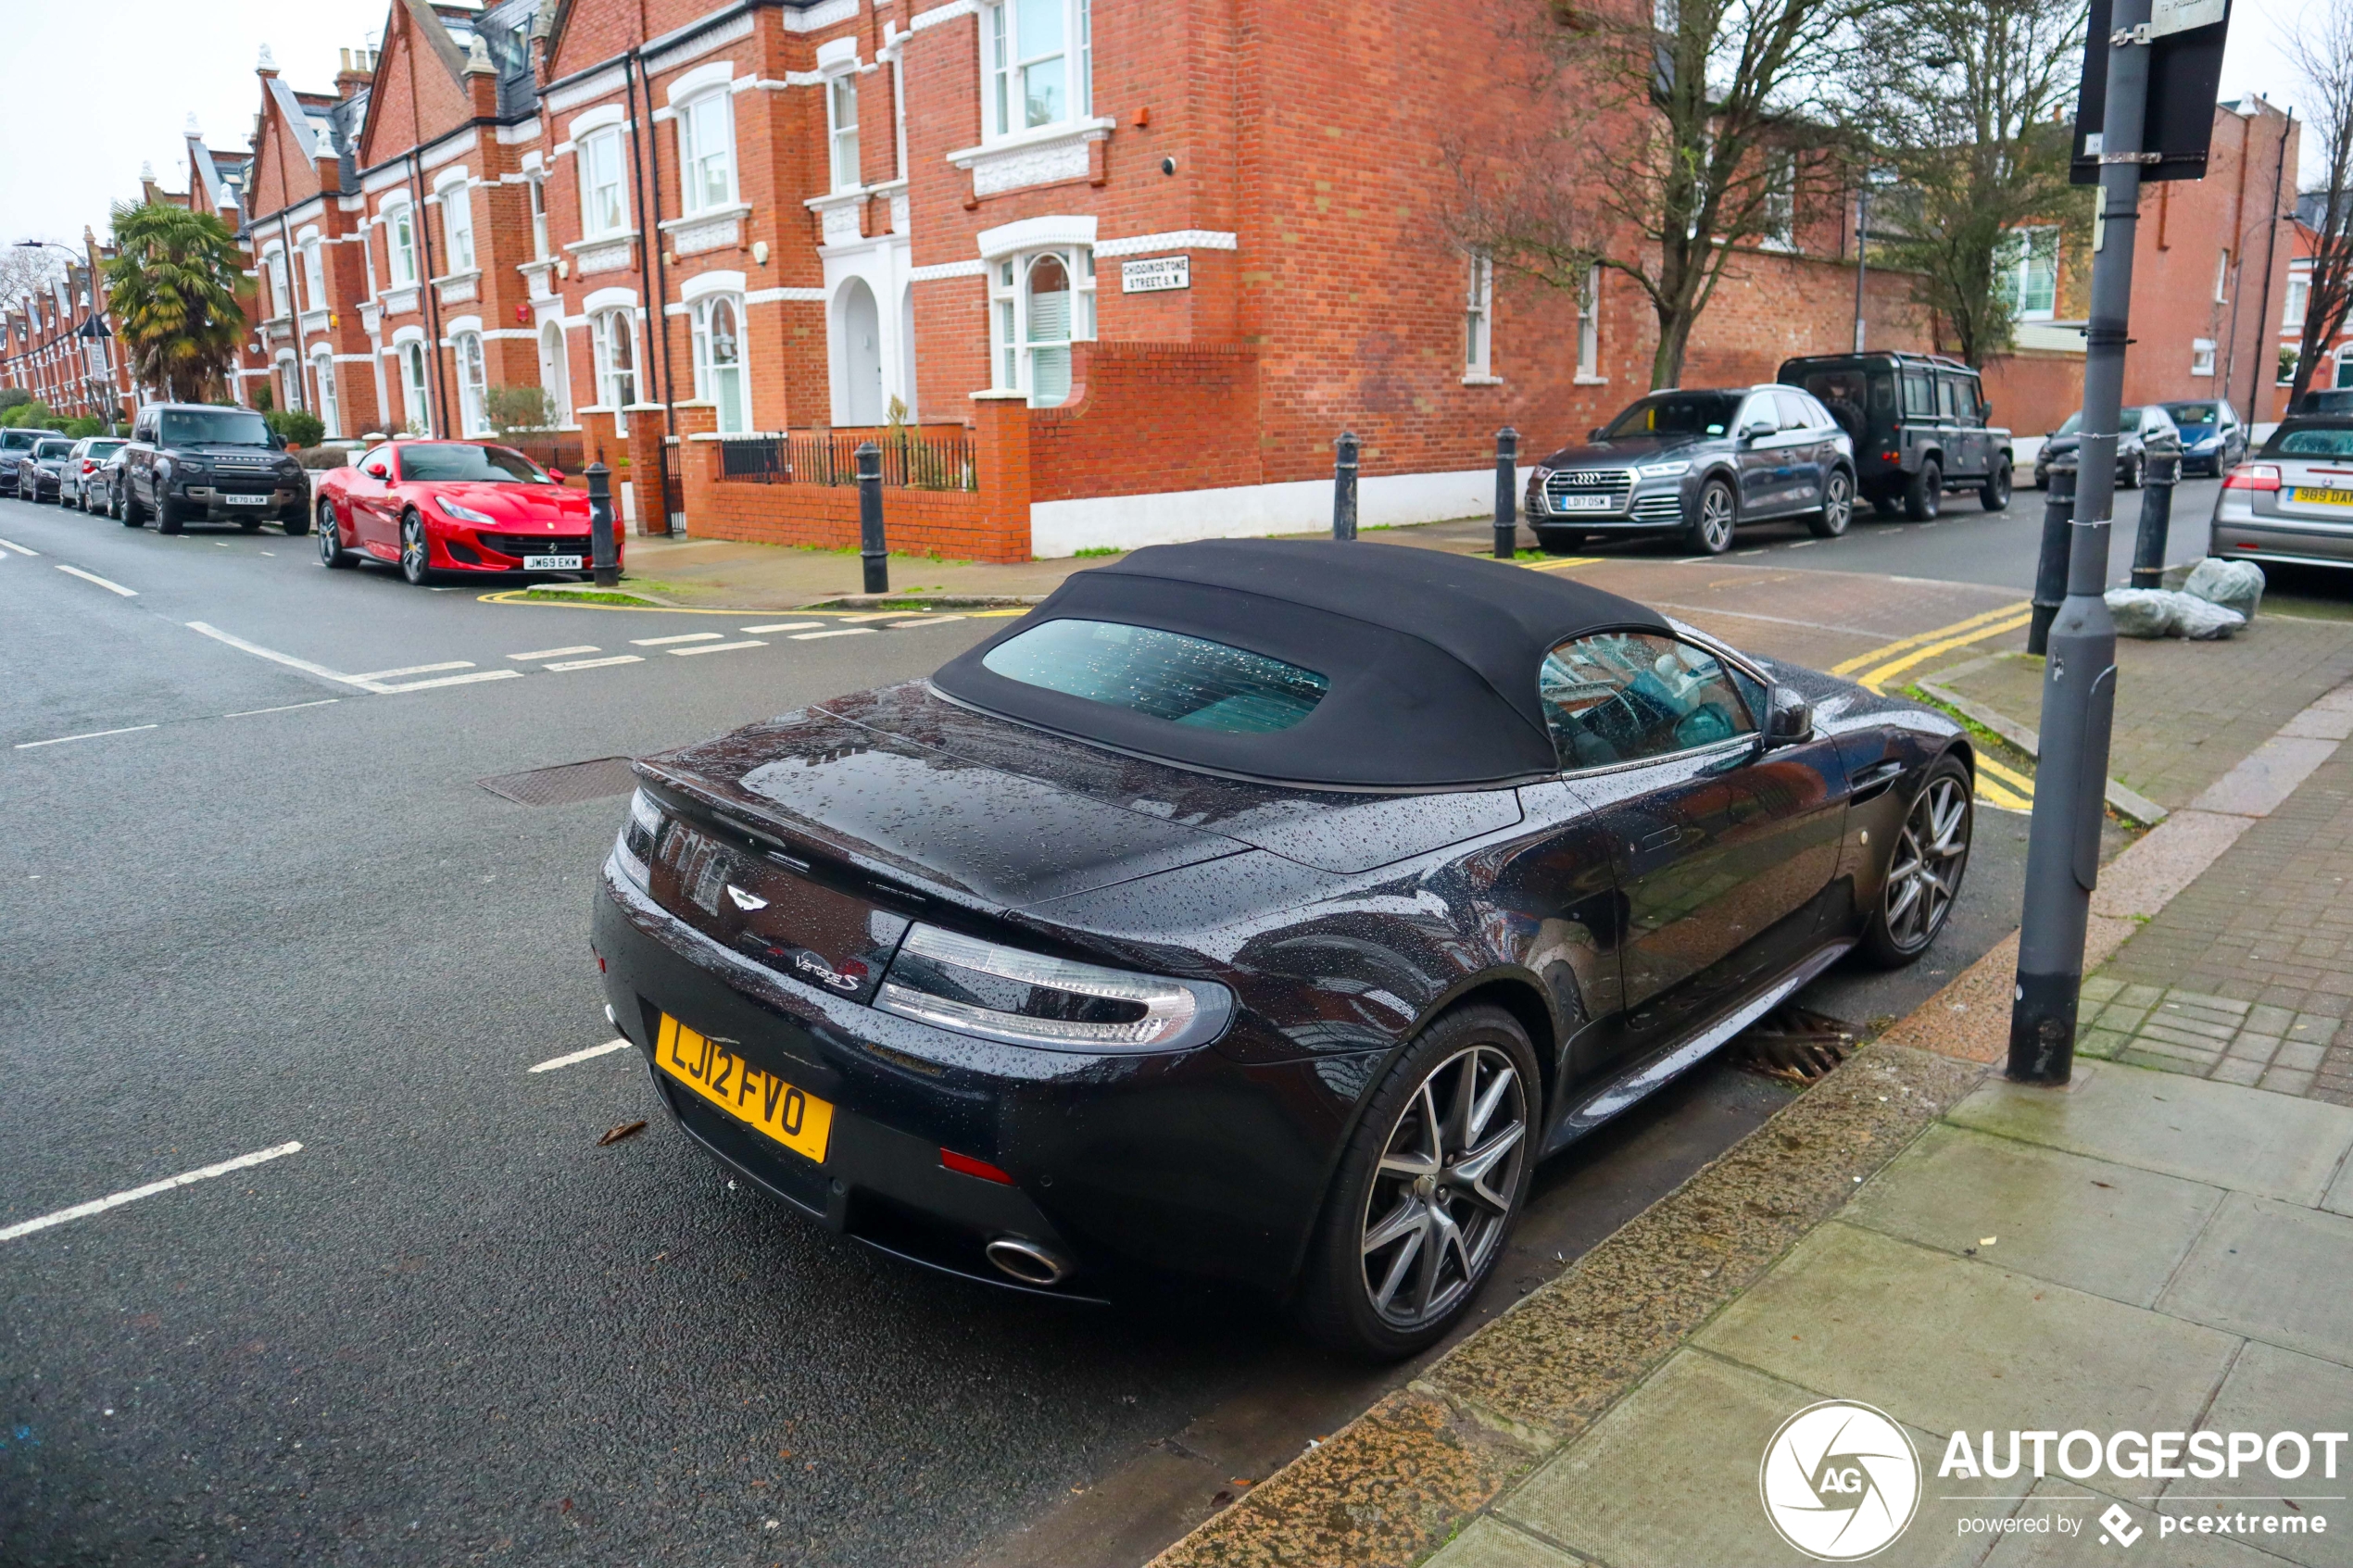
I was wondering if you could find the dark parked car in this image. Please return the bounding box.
[1780,351,2013,519]
[2032,406,2183,490]
[18,436,78,503]
[1523,385,1856,555]
[62,435,128,510]
[2157,399,2246,476]
[593,541,1975,1357]
[118,402,309,534]
[2295,388,2353,415]
[0,425,69,497]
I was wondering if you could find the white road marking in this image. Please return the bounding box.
[0,536,37,556]
[0,1142,304,1244]
[57,565,137,596]
[670,639,767,656]
[224,699,342,718]
[1786,539,1818,548]
[631,632,724,646]
[834,612,905,622]
[374,669,526,693]
[890,615,965,628]
[510,646,599,660]
[186,621,373,686]
[348,661,474,681]
[740,622,822,633]
[15,724,160,750]
[547,654,644,671]
[790,627,876,641]
[529,1038,633,1073]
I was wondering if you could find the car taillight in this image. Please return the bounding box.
[2222,464,2281,492]
[875,923,1232,1052]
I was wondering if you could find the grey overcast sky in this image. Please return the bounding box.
[0,0,2328,264]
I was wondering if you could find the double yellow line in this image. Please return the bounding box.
[1833,601,2037,810]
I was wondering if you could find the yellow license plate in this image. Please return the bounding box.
[2293,486,2353,507]
[655,1014,834,1164]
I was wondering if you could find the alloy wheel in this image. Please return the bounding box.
[1883,772,1970,952]
[317,504,340,567]
[1818,472,1852,536]
[400,514,431,584]
[1358,1044,1528,1330]
[1696,484,1735,552]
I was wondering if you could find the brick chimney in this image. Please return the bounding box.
[465,32,498,119]
[336,46,376,100]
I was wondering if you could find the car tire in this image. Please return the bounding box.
[1981,461,2013,512]
[282,507,310,537]
[1683,478,1737,554]
[1858,753,1973,968]
[317,501,355,569]
[119,484,142,526]
[1296,1004,1540,1360]
[1807,469,1854,538]
[157,495,183,534]
[2121,454,2145,490]
[237,516,264,533]
[1903,458,1943,521]
[399,509,436,586]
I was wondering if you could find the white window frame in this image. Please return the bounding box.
[275,351,303,412]
[1465,251,1493,379]
[2285,273,2310,331]
[826,74,862,194]
[987,245,1094,406]
[677,90,738,216]
[311,347,340,439]
[2191,337,2217,378]
[300,240,326,313]
[1577,264,1602,380]
[385,203,420,289]
[538,318,571,423]
[528,178,549,260]
[2002,226,2058,321]
[981,0,1092,142]
[2214,249,2231,304]
[453,329,489,434]
[439,176,475,272]
[591,307,638,434]
[1760,151,1796,248]
[690,294,749,433]
[396,336,431,435]
[580,128,628,239]
[266,248,292,319]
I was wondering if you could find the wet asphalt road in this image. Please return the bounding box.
[2,491,2038,1568]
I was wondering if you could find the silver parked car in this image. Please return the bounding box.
[63,435,128,511]
[2210,418,2353,571]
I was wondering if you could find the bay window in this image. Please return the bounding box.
[691,295,748,433]
[677,92,736,214]
[827,75,861,193]
[984,0,1091,139]
[386,204,420,288]
[581,129,627,237]
[592,307,637,433]
[441,178,475,271]
[988,246,1094,406]
[454,331,488,434]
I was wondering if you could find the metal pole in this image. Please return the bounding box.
[1332,431,1359,541]
[586,461,619,588]
[2028,463,2077,655]
[1493,426,1518,558]
[857,439,888,594]
[2009,0,2149,1085]
[2129,448,2178,588]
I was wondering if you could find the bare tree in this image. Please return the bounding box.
[1443,0,1861,389]
[2289,0,2353,409]
[0,243,68,315]
[1849,0,2087,368]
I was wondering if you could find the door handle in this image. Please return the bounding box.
[1638,826,1687,852]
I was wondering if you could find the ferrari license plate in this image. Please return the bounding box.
[1551,494,1617,512]
[524,553,585,570]
[224,494,271,506]
[654,1014,834,1164]
[2292,487,2353,508]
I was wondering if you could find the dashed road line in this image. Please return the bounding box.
[373,669,525,693]
[632,632,724,646]
[834,612,905,622]
[547,654,644,671]
[510,645,600,660]
[741,621,822,633]
[791,627,875,641]
[889,615,966,628]
[57,565,137,596]
[187,621,370,686]
[530,1038,633,1073]
[0,1141,304,1244]
[0,536,39,556]
[14,723,160,750]
[348,660,474,681]
[670,639,767,656]
[224,699,341,719]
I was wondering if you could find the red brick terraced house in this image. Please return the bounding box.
[1,235,134,426]
[170,118,274,413]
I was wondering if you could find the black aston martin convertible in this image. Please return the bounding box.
[592,540,1973,1358]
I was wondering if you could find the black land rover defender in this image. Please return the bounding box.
[1779,352,2014,519]
[119,403,310,534]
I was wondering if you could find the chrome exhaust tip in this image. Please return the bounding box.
[985,1236,1070,1287]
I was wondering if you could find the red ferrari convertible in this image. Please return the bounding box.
[312,439,620,585]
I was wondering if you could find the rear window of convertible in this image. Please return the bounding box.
[980,618,1329,734]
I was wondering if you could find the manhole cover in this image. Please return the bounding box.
[477,756,639,806]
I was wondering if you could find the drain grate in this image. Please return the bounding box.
[477,756,640,807]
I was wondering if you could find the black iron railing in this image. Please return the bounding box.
[499,434,585,476]
[717,431,976,491]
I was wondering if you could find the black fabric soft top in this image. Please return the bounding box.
[932,538,1669,788]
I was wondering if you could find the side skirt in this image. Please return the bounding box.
[1540,939,1856,1157]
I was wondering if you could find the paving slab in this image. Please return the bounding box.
[1422,1516,1590,1568]
[2156,1192,2353,1364]
[1840,1123,2225,1309]
[1692,1222,2239,1441]
[1497,1350,1984,1568]
[1944,1061,2353,1204]
[2164,1342,2353,1567]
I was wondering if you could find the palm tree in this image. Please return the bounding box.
[102,202,246,402]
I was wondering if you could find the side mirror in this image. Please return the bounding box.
[546,468,564,483]
[1589,428,1604,443]
[364,461,390,480]
[1763,686,1812,747]
[1741,417,1777,443]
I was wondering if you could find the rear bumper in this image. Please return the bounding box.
[592,865,1353,1299]
[2208,493,2353,565]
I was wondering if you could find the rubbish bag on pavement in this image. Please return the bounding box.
[2182,557,2264,621]
[2173,595,2246,639]
[2106,588,2180,638]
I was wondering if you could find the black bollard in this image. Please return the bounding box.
[856,440,888,595]
[1332,431,1359,541]
[586,460,619,589]
[2027,462,2074,657]
[1493,426,1518,559]
[2130,448,2179,589]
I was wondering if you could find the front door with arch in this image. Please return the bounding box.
[837,277,885,425]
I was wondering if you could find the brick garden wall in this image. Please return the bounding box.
[1027,341,1260,502]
